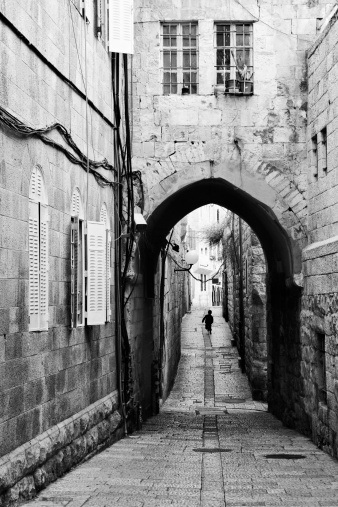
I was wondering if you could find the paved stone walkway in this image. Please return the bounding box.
[24,308,338,506]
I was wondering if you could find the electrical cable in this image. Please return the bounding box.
[0,105,117,187]
[167,251,225,283]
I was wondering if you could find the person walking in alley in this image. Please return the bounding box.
[202,310,213,334]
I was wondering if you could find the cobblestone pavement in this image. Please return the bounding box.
[24,308,338,507]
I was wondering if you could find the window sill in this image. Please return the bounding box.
[224,90,253,96]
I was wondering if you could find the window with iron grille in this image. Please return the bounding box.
[215,23,253,94]
[161,22,198,95]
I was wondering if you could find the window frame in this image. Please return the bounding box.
[214,22,254,95]
[161,21,199,95]
[70,188,85,328]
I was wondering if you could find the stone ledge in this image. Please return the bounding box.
[0,391,124,506]
[302,235,338,261]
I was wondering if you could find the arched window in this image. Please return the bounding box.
[100,203,111,322]
[29,166,48,331]
[71,188,85,327]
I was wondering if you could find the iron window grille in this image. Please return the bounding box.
[215,23,253,94]
[161,22,198,95]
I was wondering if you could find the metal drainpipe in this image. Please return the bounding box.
[112,52,128,435]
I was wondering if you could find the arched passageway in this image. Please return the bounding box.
[132,172,308,435]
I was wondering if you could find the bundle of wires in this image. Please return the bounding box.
[0,105,115,187]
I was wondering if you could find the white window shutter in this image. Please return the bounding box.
[29,200,40,331]
[82,0,92,23]
[71,188,84,219]
[97,0,104,35]
[30,166,43,202]
[39,204,49,330]
[100,203,108,226]
[108,0,134,54]
[106,230,111,321]
[87,221,106,325]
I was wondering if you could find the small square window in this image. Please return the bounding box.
[320,127,327,174]
[311,134,318,179]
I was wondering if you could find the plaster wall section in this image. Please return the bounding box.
[301,11,338,459]
[133,0,335,226]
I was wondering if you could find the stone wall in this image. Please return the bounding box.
[0,393,123,505]
[126,225,190,417]
[224,215,267,400]
[302,9,338,458]
[132,0,338,446]
[0,0,121,500]
[133,0,335,222]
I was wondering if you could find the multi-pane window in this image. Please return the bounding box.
[215,23,253,93]
[161,22,198,95]
[29,166,48,331]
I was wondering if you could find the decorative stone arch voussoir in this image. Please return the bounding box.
[142,152,307,292]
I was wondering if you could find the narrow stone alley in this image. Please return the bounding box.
[24,309,338,507]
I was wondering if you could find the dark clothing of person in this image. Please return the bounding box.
[202,314,213,332]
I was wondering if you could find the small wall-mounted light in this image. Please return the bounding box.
[175,249,199,272]
[134,213,147,232]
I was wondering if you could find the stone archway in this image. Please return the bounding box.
[137,153,309,433]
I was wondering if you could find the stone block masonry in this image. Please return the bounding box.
[0,0,123,503]
[0,392,123,505]
[302,10,338,459]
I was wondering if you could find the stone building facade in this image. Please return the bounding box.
[131,0,338,459]
[1,2,338,504]
[184,204,226,308]
[223,214,268,401]
[0,1,124,502]
[302,8,338,458]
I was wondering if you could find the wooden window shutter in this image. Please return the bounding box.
[39,204,49,330]
[97,0,104,36]
[30,167,43,201]
[108,0,134,54]
[106,230,111,321]
[86,221,106,325]
[82,0,92,23]
[100,203,108,226]
[29,200,40,331]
